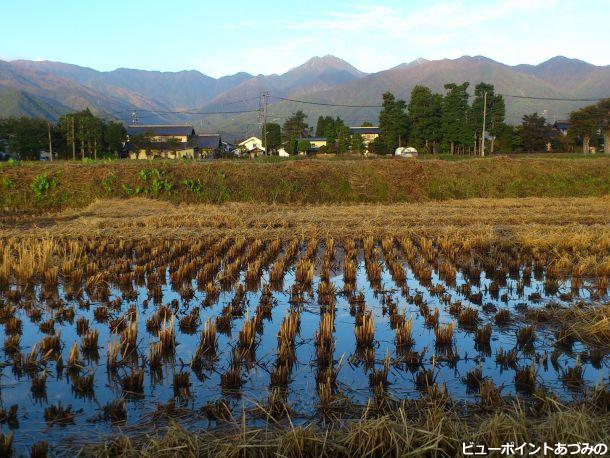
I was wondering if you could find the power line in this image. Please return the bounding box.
[222,96,260,106]
[271,93,606,109]
[95,90,604,124]
[272,96,383,108]
[498,94,603,102]
[128,108,260,116]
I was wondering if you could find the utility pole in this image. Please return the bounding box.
[263,92,269,154]
[48,122,53,162]
[481,91,487,157]
[259,91,269,154]
[71,117,76,161]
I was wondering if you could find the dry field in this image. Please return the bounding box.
[0,197,608,456]
[1,156,609,212]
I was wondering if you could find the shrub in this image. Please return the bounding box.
[150,177,173,196]
[101,173,117,194]
[31,173,57,197]
[182,179,204,194]
[139,168,152,181]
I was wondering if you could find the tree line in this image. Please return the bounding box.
[276,83,609,155]
[378,84,610,154]
[569,99,610,153]
[377,82,506,155]
[269,111,370,154]
[0,109,126,160]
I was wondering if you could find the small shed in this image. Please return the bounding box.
[395,147,418,158]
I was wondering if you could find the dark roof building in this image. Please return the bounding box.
[349,126,381,135]
[127,125,196,138]
[297,137,327,143]
[189,135,221,150]
[553,120,569,136]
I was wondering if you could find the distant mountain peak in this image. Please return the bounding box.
[391,58,429,70]
[537,55,593,68]
[289,55,365,76]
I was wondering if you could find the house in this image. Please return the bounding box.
[129,145,197,160]
[190,134,222,158]
[127,125,196,143]
[39,151,56,161]
[238,136,265,152]
[126,124,221,159]
[296,137,327,153]
[553,120,569,136]
[349,126,380,147]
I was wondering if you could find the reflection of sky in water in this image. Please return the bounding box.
[1,246,608,453]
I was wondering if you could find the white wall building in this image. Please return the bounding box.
[238,136,265,152]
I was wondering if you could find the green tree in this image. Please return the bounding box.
[368,137,386,155]
[493,123,517,152]
[297,139,311,154]
[130,130,155,155]
[569,105,600,153]
[165,137,182,151]
[350,133,365,154]
[336,123,351,154]
[63,108,103,160]
[282,110,309,153]
[378,92,409,154]
[468,83,506,155]
[519,113,554,151]
[407,85,443,153]
[323,117,337,146]
[262,122,281,150]
[315,116,327,137]
[0,117,48,160]
[361,121,373,127]
[103,121,127,154]
[598,98,610,154]
[441,83,471,154]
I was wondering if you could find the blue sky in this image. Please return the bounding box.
[1,0,608,77]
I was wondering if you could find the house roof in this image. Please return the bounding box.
[553,120,569,130]
[190,134,221,149]
[238,136,262,146]
[145,141,193,151]
[127,125,195,137]
[297,137,327,142]
[349,126,380,134]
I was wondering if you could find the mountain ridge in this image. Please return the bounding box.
[1,55,609,135]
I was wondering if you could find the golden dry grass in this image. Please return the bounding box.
[78,400,610,457]
[1,196,608,240]
[1,197,608,280]
[2,157,610,211]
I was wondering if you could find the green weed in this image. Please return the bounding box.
[101,173,117,194]
[31,173,58,198]
[182,179,204,194]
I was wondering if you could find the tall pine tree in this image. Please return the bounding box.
[282,110,309,154]
[441,83,471,154]
[469,83,505,155]
[407,85,443,153]
[378,92,409,154]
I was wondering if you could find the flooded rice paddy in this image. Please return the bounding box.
[0,236,608,453]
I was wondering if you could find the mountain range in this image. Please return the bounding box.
[1,54,609,139]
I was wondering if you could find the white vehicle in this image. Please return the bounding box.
[394,146,418,157]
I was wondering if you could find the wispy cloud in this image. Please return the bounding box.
[281,0,558,34]
[180,0,604,77]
